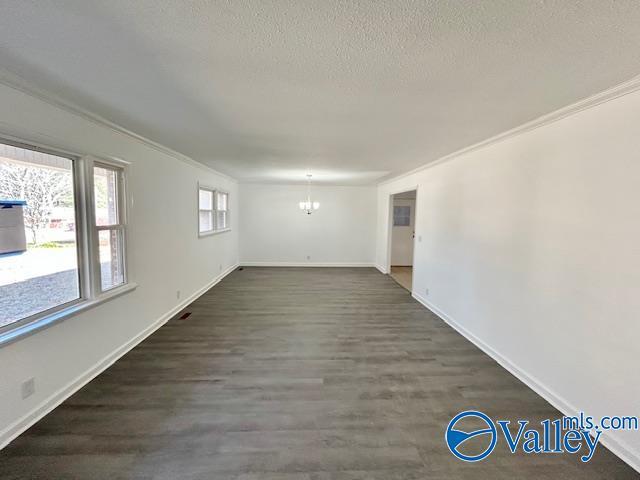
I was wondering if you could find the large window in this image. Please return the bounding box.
[0,139,130,341]
[0,144,80,326]
[198,185,230,236]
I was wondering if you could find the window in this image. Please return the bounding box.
[0,139,131,343]
[0,144,80,327]
[216,191,229,230]
[93,164,126,291]
[393,205,411,226]
[198,187,214,234]
[198,185,230,235]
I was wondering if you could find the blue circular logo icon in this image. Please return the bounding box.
[446,410,497,462]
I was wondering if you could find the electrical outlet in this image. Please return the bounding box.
[22,378,35,399]
[219,264,222,271]
[418,235,422,242]
[306,255,311,260]
[176,290,181,300]
[425,288,430,296]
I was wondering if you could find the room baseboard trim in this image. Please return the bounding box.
[240,262,375,268]
[411,291,640,473]
[379,74,640,186]
[374,264,388,274]
[0,263,239,451]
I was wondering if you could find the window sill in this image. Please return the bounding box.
[0,283,138,347]
[198,228,231,238]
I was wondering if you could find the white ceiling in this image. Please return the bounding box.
[1,1,640,185]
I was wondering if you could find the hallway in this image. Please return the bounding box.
[390,266,412,292]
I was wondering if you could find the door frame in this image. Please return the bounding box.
[386,186,419,285]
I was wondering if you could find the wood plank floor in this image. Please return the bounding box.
[0,267,635,479]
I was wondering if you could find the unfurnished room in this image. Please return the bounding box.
[0,2,639,479]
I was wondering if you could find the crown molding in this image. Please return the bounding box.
[0,68,237,183]
[3,66,638,188]
[379,74,640,186]
[238,180,378,187]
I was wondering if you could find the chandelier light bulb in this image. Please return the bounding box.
[299,174,320,214]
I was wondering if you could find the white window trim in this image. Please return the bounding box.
[0,139,135,347]
[199,227,232,237]
[0,283,136,346]
[87,158,130,294]
[198,183,230,237]
[198,184,215,236]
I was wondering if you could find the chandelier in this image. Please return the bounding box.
[299,174,320,214]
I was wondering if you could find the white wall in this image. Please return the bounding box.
[240,183,376,266]
[390,197,415,266]
[2,70,638,472]
[376,88,640,468]
[0,82,239,446]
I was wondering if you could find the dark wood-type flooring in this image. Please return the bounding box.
[1,267,636,479]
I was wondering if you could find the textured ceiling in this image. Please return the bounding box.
[1,1,640,184]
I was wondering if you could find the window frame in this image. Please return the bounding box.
[0,138,135,346]
[198,183,230,237]
[198,184,215,236]
[215,190,230,231]
[88,160,129,293]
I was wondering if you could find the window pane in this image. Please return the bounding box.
[199,189,213,210]
[393,206,411,226]
[94,166,119,226]
[0,142,80,328]
[99,229,124,290]
[199,210,213,233]
[216,192,227,211]
[216,211,227,230]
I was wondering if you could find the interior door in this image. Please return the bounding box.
[390,198,415,266]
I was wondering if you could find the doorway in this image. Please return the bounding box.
[388,190,416,291]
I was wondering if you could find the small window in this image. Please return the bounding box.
[216,191,229,230]
[93,164,126,291]
[198,186,230,236]
[199,187,214,234]
[393,206,411,226]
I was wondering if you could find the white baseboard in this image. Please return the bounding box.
[0,263,239,451]
[412,291,640,474]
[240,262,375,268]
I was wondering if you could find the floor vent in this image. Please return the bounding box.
[179,312,192,320]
